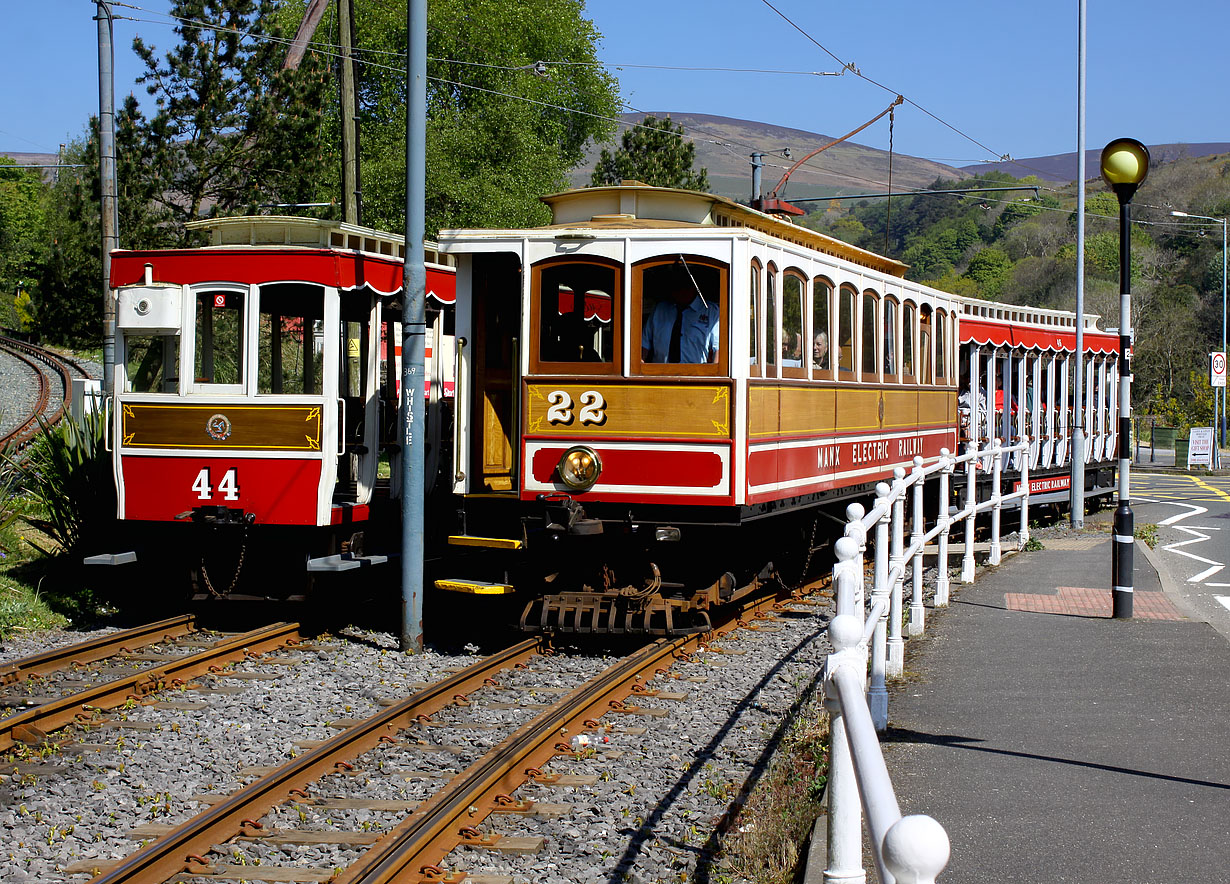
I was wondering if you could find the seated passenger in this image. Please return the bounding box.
[813,331,829,369]
[641,263,719,364]
[782,332,802,367]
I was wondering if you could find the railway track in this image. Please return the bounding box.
[0,334,84,452]
[9,588,827,884]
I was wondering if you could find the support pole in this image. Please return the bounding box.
[869,482,891,729]
[909,457,925,636]
[338,0,361,225]
[1072,0,1087,526]
[400,0,427,650]
[96,1,119,394]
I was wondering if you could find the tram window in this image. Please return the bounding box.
[749,263,760,373]
[935,310,947,381]
[782,273,804,375]
[812,277,831,377]
[534,260,618,372]
[920,306,933,385]
[764,269,777,372]
[883,298,898,379]
[634,257,727,376]
[903,301,916,381]
[124,334,178,393]
[257,284,324,395]
[861,291,879,378]
[837,285,855,375]
[194,290,244,386]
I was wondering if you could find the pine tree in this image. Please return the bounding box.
[591,115,709,192]
[132,0,330,241]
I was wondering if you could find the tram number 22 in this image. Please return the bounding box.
[193,467,240,501]
[545,390,607,426]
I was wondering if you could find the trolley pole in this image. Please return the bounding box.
[1101,138,1149,620]
[400,0,427,651]
[96,1,119,394]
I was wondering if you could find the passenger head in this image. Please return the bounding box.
[813,331,829,360]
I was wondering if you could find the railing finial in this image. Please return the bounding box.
[882,814,951,884]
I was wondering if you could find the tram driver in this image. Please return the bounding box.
[641,260,720,364]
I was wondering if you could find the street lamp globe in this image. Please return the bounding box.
[1100,138,1150,200]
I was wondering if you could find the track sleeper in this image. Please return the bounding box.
[169,864,337,881]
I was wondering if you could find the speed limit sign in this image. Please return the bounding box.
[1212,351,1227,388]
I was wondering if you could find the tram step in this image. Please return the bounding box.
[83,551,137,566]
[306,553,389,572]
[447,535,524,550]
[435,578,516,595]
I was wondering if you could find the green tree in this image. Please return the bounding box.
[962,247,1013,300]
[131,0,331,241]
[296,0,621,234]
[590,115,709,191]
[0,159,48,331]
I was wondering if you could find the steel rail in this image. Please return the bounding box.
[0,340,51,451]
[337,591,797,884]
[0,614,198,686]
[0,621,302,752]
[85,636,546,884]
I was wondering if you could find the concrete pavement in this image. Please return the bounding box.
[810,528,1230,883]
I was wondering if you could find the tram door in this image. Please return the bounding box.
[469,253,522,493]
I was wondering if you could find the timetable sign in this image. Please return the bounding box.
[1212,351,1227,388]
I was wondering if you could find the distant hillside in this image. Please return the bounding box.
[570,112,966,201]
[961,143,1230,183]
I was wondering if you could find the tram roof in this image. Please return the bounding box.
[440,182,909,279]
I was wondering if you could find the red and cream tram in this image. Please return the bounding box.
[432,182,1119,633]
[98,216,455,597]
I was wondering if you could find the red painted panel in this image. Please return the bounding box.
[960,318,1118,355]
[530,447,724,489]
[121,456,321,525]
[746,430,957,502]
[111,251,456,303]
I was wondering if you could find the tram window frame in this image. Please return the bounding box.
[811,276,832,380]
[902,300,917,384]
[191,286,247,393]
[530,256,622,376]
[883,295,899,382]
[256,283,325,396]
[765,263,778,376]
[632,256,728,378]
[860,289,880,381]
[749,260,762,377]
[935,308,948,383]
[837,284,856,378]
[781,270,806,379]
[123,333,180,394]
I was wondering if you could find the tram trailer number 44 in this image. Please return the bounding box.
[193,467,240,501]
[1211,351,1226,388]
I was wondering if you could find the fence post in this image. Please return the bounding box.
[989,438,1003,566]
[936,448,953,607]
[846,502,866,615]
[833,536,860,617]
[1019,435,1031,550]
[963,440,977,583]
[888,467,906,676]
[882,815,951,884]
[869,482,892,730]
[909,456,926,636]
[824,614,867,884]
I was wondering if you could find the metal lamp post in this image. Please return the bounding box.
[1170,210,1227,451]
[1101,137,1149,620]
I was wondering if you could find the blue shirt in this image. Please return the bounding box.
[642,295,721,363]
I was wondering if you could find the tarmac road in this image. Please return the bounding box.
[1134,470,1230,642]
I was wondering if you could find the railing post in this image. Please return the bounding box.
[883,815,951,884]
[846,502,866,615]
[1019,436,1031,550]
[909,456,926,636]
[824,614,867,884]
[869,482,891,730]
[833,536,860,617]
[963,441,977,583]
[989,438,1003,566]
[888,467,906,676]
[936,448,953,607]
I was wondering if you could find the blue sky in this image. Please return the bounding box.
[3,0,1227,171]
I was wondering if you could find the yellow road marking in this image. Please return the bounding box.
[1187,474,1230,504]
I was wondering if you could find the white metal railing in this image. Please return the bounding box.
[821,437,1031,882]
